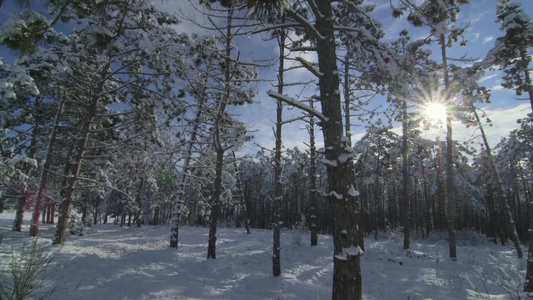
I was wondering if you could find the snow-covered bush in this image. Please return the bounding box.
[68,211,84,236]
[291,215,308,248]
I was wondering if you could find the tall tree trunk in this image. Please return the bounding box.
[136,177,145,227]
[440,33,456,259]
[522,49,533,291]
[272,21,285,277]
[30,98,64,236]
[231,151,250,234]
[343,50,364,251]
[54,62,108,245]
[207,5,233,259]
[402,100,410,249]
[207,147,224,259]
[470,103,523,258]
[169,95,205,248]
[308,99,318,246]
[526,195,533,293]
[12,194,26,232]
[315,2,361,298]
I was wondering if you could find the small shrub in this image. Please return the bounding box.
[0,239,57,300]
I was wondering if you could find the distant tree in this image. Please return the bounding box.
[394,0,471,260]
[271,19,286,276]
[169,35,216,248]
[230,151,250,234]
[307,97,318,246]
[46,0,188,244]
[452,63,524,258]
[189,0,257,260]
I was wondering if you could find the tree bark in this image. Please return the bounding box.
[207,5,234,259]
[207,147,224,259]
[136,177,145,227]
[54,61,108,245]
[231,151,250,234]
[272,21,285,276]
[30,96,64,235]
[402,100,410,249]
[315,1,362,299]
[12,194,26,232]
[308,99,318,247]
[169,95,205,248]
[440,33,456,260]
[471,103,523,257]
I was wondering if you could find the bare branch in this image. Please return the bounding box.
[295,56,323,78]
[267,90,327,122]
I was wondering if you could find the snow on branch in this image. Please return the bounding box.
[339,0,379,32]
[286,7,325,40]
[252,22,303,34]
[295,56,323,78]
[267,91,328,123]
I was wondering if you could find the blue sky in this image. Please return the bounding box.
[230,0,533,156]
[1,0,532,157]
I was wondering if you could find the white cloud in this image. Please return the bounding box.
[483,36,494,44]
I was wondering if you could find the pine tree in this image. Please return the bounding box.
[484,2,533,111]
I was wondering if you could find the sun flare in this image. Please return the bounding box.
[424,103,447,123]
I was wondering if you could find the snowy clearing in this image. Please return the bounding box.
[0,212,527,300]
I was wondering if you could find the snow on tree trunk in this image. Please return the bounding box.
[308,99,318,247]
[30,98,64,236]
[231,151,250,234]
[12,194,25,232]
[402,100,410,250]
[170,87,206,248]
[471,103,523,258]
[525,196,533,293]
[54,63,107,245]
[207,147,225,259]
[315,1,362,298]
[440,33,457,260]
[272,22,285,277]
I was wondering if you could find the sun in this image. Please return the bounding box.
[424,103,447,124]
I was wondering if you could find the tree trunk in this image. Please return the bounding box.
[525,182,533,293]
[12,195,26,232]
[315,2,362,298]
[231,151,250,234]
[30,98,65,236]
[136,177,145,227]
[207,147,225,259]
[272,22,285,276]
[402,100,410,249]
[170,82,207,248]
[471,103,523,258]
[207,5,235,259]
[54,61,108,245]
[440,33,456,259]
[308,99,318,247]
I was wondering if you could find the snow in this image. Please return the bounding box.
[319,158,337,167]
[0,211,528,300]
[335,245,364,260]
[348,185,359,197]
[329,191,343,200]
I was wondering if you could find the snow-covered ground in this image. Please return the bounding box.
[0,212,527,299]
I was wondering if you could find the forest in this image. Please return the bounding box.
[0,0,532,299]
